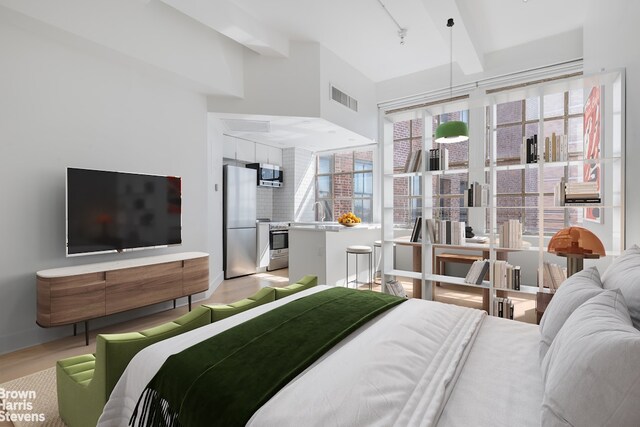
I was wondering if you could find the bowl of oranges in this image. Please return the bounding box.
[337,212,361,227]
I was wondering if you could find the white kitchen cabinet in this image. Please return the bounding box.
[236,139,255,163]
[222,135,237,160]
[255,144,270,164]
[268,146,282,166]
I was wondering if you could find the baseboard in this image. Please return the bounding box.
[197,270,224,302]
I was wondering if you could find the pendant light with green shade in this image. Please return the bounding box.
[435,18,469,144]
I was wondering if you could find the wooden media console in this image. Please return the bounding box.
[36,252,209,345]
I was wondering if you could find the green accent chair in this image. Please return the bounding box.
[275,275,318,299]
[56,275,317,427]
[56,306,211,427]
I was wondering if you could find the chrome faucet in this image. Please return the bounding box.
[313,201,326,222]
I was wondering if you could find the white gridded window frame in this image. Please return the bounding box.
[315,150,374,222]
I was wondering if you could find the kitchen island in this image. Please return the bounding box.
[288,223,381,287]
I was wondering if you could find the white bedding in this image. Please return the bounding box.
[438,316,543,427]
[98,287,543,427]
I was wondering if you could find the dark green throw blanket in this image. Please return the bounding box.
[129,287,405,427]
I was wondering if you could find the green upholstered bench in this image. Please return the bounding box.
[56,275,317,427]
[275,274,317,299]
[204,287,276,322]
[202,275,318,321]
[56,306,211,427]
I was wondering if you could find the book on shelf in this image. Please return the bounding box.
[492,260,522,290]
[493,297,514,320]
[386,280,408,298]
[410,216,422,242]
[405,149,424,173]
[464,182,489,208]
[498,220,522,248]
[412,149,422,172]
[554,179,601,206]
[404,150,416,173]
[432,220,466,245]
[425,219,436,243]
[521,135,539,164]
[544,133,568,162]
[464,260,489,285]
[427,148,449,171]
[542,262,567,291]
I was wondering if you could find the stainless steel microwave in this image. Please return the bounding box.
[246,163,283,187]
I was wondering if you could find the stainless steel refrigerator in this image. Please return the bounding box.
[223,165,257,279]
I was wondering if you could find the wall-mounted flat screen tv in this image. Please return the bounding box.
[66,168,182,256]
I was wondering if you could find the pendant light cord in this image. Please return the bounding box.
[448,18,454,101]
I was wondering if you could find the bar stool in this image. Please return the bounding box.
[373,241,382,283]
[373,240,396,284]
[346,245,373,290]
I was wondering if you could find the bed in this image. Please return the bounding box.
[98,246,640,427]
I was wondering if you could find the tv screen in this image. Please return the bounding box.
[66,168,182,256]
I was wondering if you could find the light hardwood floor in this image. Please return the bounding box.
[0,269,534,384]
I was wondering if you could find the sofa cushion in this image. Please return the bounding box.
[58,354,96,386]
[540,290,640,427]
[538,267,603,361]
[275,275,318,299]
[207,287,276,322]
[601,244,640,329]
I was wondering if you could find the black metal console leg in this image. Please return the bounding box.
[84,321,89,346]
[73,323,77,336]
[173,299,176,309]
[188,295,192,312]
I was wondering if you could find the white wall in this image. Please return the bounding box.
[0,0,244,96]
[206,118,226,292]
[583,0,640,246]
[208,42,379,142]
[319,45,378,141]
[0,14,216,353]
[208,42,322,117]
[272,148,316,222]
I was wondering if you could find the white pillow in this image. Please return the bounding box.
[602,244,640,329]
[541,290,640,427]
[538,266,602,361]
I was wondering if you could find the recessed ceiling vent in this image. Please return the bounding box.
[221,119,271,133]
[331,85,358,112]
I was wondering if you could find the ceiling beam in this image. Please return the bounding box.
[420,0,484,75]
[159,0,289,58]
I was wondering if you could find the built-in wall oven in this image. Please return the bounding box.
[268,222,289,271]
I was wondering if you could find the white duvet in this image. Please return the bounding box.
[98,286,486,427]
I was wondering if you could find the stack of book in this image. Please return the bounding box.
[498,220,522,248]
[493,260,522,290]
[385,280,408,298]
[419,219,466,245]
[543,133,568,162]
[554,178,601,206]
[520,135,539,164]
[494,297,515,320]
[464,260,490,285]
[542,262,567,291]
[565,181,600,204]
[403,149,423,173]
[427,148,449,171]
[464,182,489,207]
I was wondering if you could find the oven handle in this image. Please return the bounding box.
[270,230,289,234]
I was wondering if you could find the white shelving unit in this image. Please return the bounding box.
[379,70,625,320]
